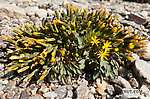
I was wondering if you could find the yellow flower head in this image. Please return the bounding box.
[75,53,79,57]
[91,12,95,18]
[91,36,100,46]
[62,25,66,30]
[85,8,88,11]
[39,59,43,64]
[50,57,56,62]
[87,21,92,26]
[97,50,109,60]
[129,43,134,49]
[72,30,76,33]
[60,49,65,56]
[100,24,105,28]
[127,57,134,61]
[126,50,133,53]
[51,51,55,57]
[112,27,117,33]
[102,40,112,51]
[114,48,119,52]
[70,6,73,12]
[71,22,75,27]
[117,39,124,42]
[19,60,24,62]
[40,76,45,80]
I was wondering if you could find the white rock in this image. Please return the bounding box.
[112,76,132,88]
[47,9,55,16]
[88,93,95,99]
[25,6,39,16]
[140,85,150,95]
[135,59,150,83]
[0,79,9,85]
[0,4,26,17]
[43,92,57,98]
[35,9,47,18]
[140,11,148,18]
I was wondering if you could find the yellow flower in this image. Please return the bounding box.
[130,40,138,43]
[44,26,48,30]
[40,76,45,80]
[50,57,56,62]
[117,39,124,42]
[102,40,112,51]
[112,27,117,33]
[91,12,95,18]
[75,53,79,57]
[51,51,55,57]
[7,66,13,71]
[127,57,134,61]
[72,30,76,33]
[100,24,105,28]
[91,36,100,46]
[87,21,92,26]
[114,48,119,52]
[7,50,13,53]
[9,56,19,60]
[9,29,14,31]
[70,6,73,11]
[43,70,47,75]
[126,50,133,53]
[35,45,42,48]
[35,61,38,65]
[66,3,69,10]
[39,59,43,64]
[97,50,109,60]
[129,43,134,49]
[19,60,24,62]
[71,22,75,27]
[36,39,44,44]
[62,25,66,30]
[85,8,88,11]
[60,49,65,56]
[32,57,37,61]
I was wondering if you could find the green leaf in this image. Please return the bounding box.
[79,59,85,69]
[93,71,99,80]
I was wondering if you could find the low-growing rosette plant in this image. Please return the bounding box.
[2,3,148,84]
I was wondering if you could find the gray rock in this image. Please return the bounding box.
[0,4,26,18]
[140,85,150,95]
[30,88,37,95]
[35,9,47,18]
[121,88,140,98]
[25,6,39,16]
[38,85,49,93]
[88,93,95,99]
[118,66,128,77]
[20,90,30,99]
[2,82,13,92]
[43,92,57,98]
[112,76,132,88]
[134,59,150,83]
[55,85,67,98]
[76,84,89,98]
[29,94,43,99]
[106,85,115,95]
[129,13,147,24]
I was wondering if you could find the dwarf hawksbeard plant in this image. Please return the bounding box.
[2,3,148,84]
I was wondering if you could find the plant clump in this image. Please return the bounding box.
[2,4,148,84]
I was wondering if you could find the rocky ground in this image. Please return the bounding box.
[0,0,150,99]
